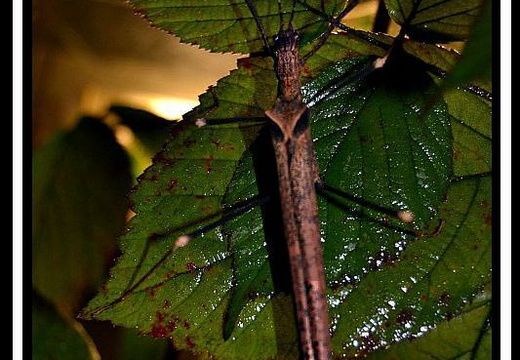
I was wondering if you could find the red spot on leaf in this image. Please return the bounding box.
[211,138,237,152]
[170,121,189,138]
[145,282,166,298]
[163,299,171,309]
[150,313,180,339]
[156,311,167,322]
[329,274,357,290]
[204,154,214,173]
[201,205,214,214]
[186,336,196,349]
[352,333,381,358]
[368,251,394,271]
[484,213,492,225]
[186,262,197,272]
[167,179,178,191]
[168,317,180,330]
[149,233,160,241]
[453,148,462,161]
[183,320,191,329]
[301,64,312,76]
[359,135,371,145]
[438,292,450,307]
[396,309,413,324]
[151,324,171,338]
[183,138,196,147]
[195,195,205,200]
[238,58,253,70]
[247,291,259,301]
[153,151,176,167]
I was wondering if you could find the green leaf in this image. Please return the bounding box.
[81,14,492,358]
[117,327,170,360]
[366,291,491,359]
[444,88,491,177]
[328,174,491,357]
[79,36,492,360]
[33,117,133,314]
[33,292,99,360]
[383,0,486,42]
[128,0,344,53]
[442,0,492,88]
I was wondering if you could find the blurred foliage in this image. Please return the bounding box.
[441,0,492,89]
[32,116,177,359]
[33,117,132,314]
[33,291,97,360]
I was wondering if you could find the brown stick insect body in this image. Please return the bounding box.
[264,26,331,360]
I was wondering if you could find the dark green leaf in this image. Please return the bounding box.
[366,291,491,359]
[33,292,98,360]
[443,88,491,177]
[33,117,133,313]
[442,0,492,88]
[384,0,485,42]
[329,174,491,357]
[117,327,170,360]
[128,0,344,54]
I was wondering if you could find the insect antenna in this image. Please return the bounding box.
[245,0,274,58]
[287,0,297,28]
[277,0,284,29]
[300,0,362,63]
[297,0,389,50]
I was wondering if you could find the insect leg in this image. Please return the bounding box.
[81,195,269,318]
[245,0,274,57]
[301,0,362,63]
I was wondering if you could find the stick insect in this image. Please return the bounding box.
[197,2,408,358]
[82,1,449,359]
